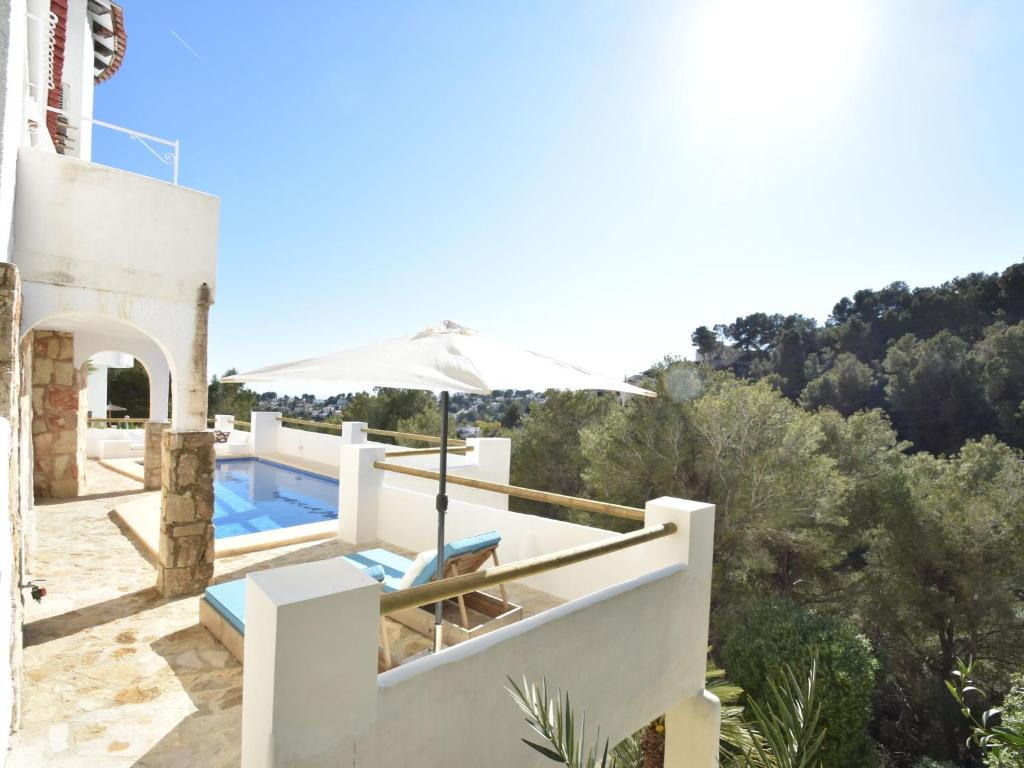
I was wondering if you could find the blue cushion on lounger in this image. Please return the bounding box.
[205,579,247,636]
[343,548,414,593]
[408,531,502,588]
[203,563,387,636]
[341,532,503,592]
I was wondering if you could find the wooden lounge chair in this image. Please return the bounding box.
[341,532,511,667]
[200,532,516,670]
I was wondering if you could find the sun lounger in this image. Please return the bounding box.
[342,532,508,665]
[200,533,508,668]
[200,564,385,663]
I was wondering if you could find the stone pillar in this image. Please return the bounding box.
[143,421,169,491]
[0,263,23,733]
[156,430,215,597]
[30,330,86,499]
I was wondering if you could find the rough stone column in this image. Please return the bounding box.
[31,330,86,499]
[0,263,23,732]
[143,421,169,491]
[156,430,215,597]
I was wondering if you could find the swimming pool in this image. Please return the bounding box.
[213,458,339,539]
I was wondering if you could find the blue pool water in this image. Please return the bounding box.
[213,458,339,539]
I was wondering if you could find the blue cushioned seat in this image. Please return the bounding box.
[410,531,502,588]
[343,548,414,592]
[203,563,386,635]
[341,531,502,592]
[205,579,247,635]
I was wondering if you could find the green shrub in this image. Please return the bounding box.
[913,759,958,768]
[719,595,880,768]
[988,671,1024,768]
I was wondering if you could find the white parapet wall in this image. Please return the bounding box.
[250,414,512,508]
[240,496,718,768]
[340,441,650,599]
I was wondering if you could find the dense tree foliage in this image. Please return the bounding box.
[339,388,436,433]
[512,356,1023,766]
[509,391,613,523]
[207,368,257,422]
[862,437,1024,759]
[695,263,1024,454]
[107,360,154,418]
[719,596,879,768]
[196,264,1022,767]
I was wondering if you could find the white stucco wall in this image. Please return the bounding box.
[241,498,717,768]
[85,366,106,418]
[375,483,648,601]
[275,426,345,468]
[13,148,218,302]
[12,148,218,430]
[0,0,27,262]
[60,0,92,161]
[254,416,512,507]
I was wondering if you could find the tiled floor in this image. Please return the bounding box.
[8,460,561,767]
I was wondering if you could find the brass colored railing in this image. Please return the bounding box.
[379,522,674,615]
[362,427,466,446]
[207,418,251,430]
[277,417,342,431]
[384,446,474,458]
[372,461,645,522]
[88,417,148,426]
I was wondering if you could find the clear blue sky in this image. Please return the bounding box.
[93,1,1024,389]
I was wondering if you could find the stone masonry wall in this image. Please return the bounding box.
[31,331,86,499]
[143,421,168,491]
[156,431,215,596]
[0,263,23,732]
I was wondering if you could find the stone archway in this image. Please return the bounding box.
[20,315,178,501]
[19,308,215,597]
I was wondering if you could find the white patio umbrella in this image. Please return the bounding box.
[223,321,655,651]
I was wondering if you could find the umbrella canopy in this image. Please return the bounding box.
[221,321,655,397]
[223,321,654,653]
[106,403,127,413]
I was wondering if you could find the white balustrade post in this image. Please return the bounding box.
[664,690,721,768]
[250,411,281,456]
[241,558,380,768]
[340,421,368,444]
[644,497,718,768]
[338,443,386,545]
[465,437,511,509]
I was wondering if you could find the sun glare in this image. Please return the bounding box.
[683,0,873,146]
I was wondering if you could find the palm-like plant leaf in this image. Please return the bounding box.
[739,657,826,768]
[506,675,615,768]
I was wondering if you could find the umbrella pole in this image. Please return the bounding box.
[433,390,449,653]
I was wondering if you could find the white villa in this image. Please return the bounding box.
[0,2,720,766]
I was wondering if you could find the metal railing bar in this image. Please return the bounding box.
[379,522,675,615]
[372,461,646,521]
[276,417,342,430]
[384,446,474,458]
[361,427,466,446]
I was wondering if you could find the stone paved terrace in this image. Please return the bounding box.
[9,461,560,767]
